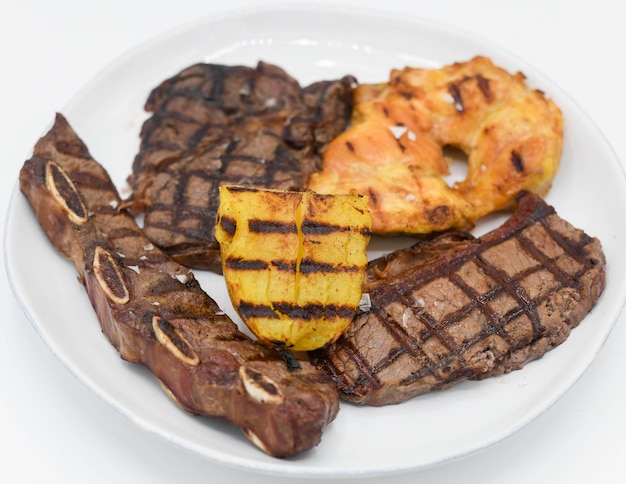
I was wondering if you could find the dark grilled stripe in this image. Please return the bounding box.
[248,219,297,234]
[474,252,543,334]
[239,301,356,321]
[299,259,361,274]
[224,258,295,272]
[476,74,492,102]
[271,260,296,272]
[223,185,261,194]
[273,302,356,321]
[238,302,279,320]
[449,83,464,112]
[219,215,236,237]
[225,257,360,275]
[301,220,367,236]
[225,258,269,271]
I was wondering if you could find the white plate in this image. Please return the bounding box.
[5,4,626,479]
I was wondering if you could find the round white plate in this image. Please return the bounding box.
[5,4,626,479]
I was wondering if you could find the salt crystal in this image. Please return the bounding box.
[359,293,372,312]
[174,273,188,284]
[389,125,407,139]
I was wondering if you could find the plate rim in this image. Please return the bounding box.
[5,3,626,478]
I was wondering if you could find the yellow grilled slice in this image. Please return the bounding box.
[215,185,372,351]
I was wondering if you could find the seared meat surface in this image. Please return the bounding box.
[311,191,605,406]
[20,114,340,457]
[126,61,355,273]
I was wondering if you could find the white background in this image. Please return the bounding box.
[2,1,625,482]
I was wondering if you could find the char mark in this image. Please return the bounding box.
[225,257,360,275]
[511,150,524,172]
[302,220,369,236]
[299,259,362,274]
[248,219,298,234]
[219,215,236,236]
[449,83,464,112]
[225,258,269,271]
[476,74,492,102]
[239,301,356,321]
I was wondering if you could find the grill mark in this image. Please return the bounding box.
[376,305,424,358]
[446,271,517,347]
[538,217,596,273]
[54,139,91,159]
[221,152,281,169]
[160,99,207,127]
[302,220,370,236]
[343,218,557,383]
[225,258,318,273]
[474,253,544,334]
[273,302,356,321]
[225,258,269,271]
[248,219,298,234]
[225,257,362,275]
[299,259,362,274]
[449,83,464,112]
[511,150,525,172]
[238,302,279,320]
[313,349,355,393]
[271,260,296,272]
[238,301,356,321]
[219,216,236,237]
[476,74,492,102]
[341,338,382,392]
[399,363,443,387]
[517,231,580,289]
[245,218,370,237]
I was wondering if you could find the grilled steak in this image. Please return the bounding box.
[20,113,340,457]
[311,191,606,406]
[126,61,356,273]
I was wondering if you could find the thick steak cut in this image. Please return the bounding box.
[20,113,339,457]
[126,61,355,273]
[311,191,606,406]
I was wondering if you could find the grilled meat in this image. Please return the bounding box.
[311,191,606,406]
[308,56,563,235]
[20,113,340,457]
[126,61,356,273]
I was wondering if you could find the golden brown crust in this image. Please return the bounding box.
[308,56,564,234]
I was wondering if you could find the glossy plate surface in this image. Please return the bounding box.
[6,4,626,478]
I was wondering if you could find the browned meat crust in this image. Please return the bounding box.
[20,113,339,457]
[126,61,355,273]
[310,191,606,406]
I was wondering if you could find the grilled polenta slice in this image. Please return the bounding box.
[215,185,372,351]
